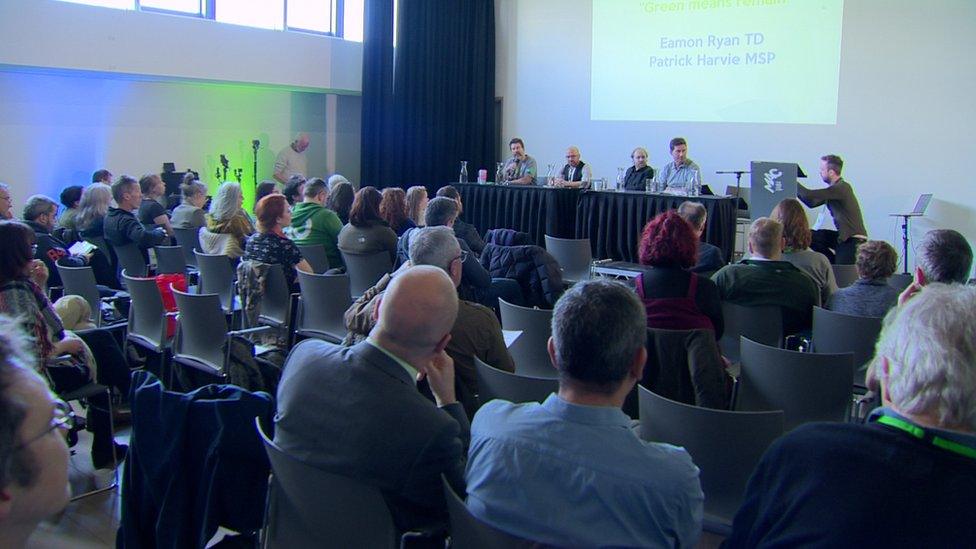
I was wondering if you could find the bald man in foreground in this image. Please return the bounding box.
[274,266,468,533]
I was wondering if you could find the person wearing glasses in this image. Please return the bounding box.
[0,315,73,548]
[0,220,126,470]
[552,146,592,189]
[0,182,13,220]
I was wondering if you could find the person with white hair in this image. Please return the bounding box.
[273,132,310,184]
[726,283,976,547]
[203,182,254,259]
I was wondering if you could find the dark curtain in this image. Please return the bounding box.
[361,0,496,192]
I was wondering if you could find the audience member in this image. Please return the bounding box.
[465,279,703,547]
[204,182,254,259]
[914,229,973,285]
[242,194,311,289]
[91,169,112,185]
[827,240,900,317]
[712,217,819,335]
[623,146,654,191]
[282,174,306,208]
[105,176,168,262]
[137,173,173,237]
[76,183,113,242]
[344,227,514,416]
[0,183,12,220]
[636,210,724,338]
[771,198,838,305]
[253,180,279,213]
[436,185,485,255]
[22,195,115,289]
[379,187,416,236]
[289,178,344,269]
[406,186,428,227]
[677,200,724,274]
[326,180,354,225]
[55,185,84,234]
[170,179,208,230]
[275,266,468,532]
[0,315,72,549]
[327,173,352,190]
[337,186,398,263]
[0,221,127,469]
[727,284,976,547]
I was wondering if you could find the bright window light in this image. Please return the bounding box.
[342,0,364,42]
[58,0,134,9]
[215,0,284,31]
[140,0,202,15]
[287,0,332,33]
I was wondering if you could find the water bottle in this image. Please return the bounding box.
[545,164,555,186]
[459,160,468,184]
[689,170,700,197]
[616,167,625,192]
[495,162,505,185]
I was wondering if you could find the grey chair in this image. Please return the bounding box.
[474,357,558,407]
[638,385,783,530]
[544,235,592,284]
[297,244,330,274]
[832,264,859,288]
[812,306,883,387]
[295,271,352,344]
[56,263,126,329]
[114,243,149,278]
[718,302,782,364]
[341,251,393,299]
[256,264,293,329]
[172,227,202,268]
[498,298,556,378]
[171,287,230,377]
[735,337,854,431]
[194,251,237,314]
[441,475,537,549]
[888,273,913,292]
[154,245,188,275]
[121,271,171,355]
[256,419,397,549]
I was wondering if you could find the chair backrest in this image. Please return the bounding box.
[497,298,556,378]
[718,302,783,363]
[832,264,859,288]
[474,357,558,407]
[172,287,229,375]
[297,244,330,274]
[638,385,783,524]
[441,475,537,549]
[56,263,102,326]
[172,227,202,267]
[296,271,351,343]
[736,337,853,431]
[114,243,148,278]
[341,251,392,298]
[259,264,292,328]
[888,273,913,292]
[154,245,188,275]
[544,235,592,284]
[256,419,396,549]
[195,251,236,313]
[812,306,883,387]
[122,271,168,351]
[644,328,728,410]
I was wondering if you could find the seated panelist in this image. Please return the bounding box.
[552,146,592,189]
[623,147,655,191]
[501,138,537,185]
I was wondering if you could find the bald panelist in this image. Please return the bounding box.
[552,146,592,189]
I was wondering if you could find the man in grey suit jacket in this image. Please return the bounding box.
[274,266,468,532]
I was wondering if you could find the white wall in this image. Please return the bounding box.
[0,0,363,208]
[496,0,976,272]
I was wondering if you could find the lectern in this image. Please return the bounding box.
[749,162,805,221]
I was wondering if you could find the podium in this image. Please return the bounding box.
[749,162,805,221]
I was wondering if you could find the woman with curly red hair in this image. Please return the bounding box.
[636,210,723,338]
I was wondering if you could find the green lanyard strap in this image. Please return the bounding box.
[876,415,976,460]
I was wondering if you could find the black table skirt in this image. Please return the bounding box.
[456,183,580,245]
[575,191,737,264]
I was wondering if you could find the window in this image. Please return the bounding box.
[140,0,202,15]
[58,0,364,41]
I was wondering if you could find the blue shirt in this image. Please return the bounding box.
[465,394,703,548]
[655,159,701,192]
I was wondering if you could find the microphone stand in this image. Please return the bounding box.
[252,139,260,191]
[716,170,750,209]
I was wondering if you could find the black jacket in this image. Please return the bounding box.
[479,243,564,308]
[104,207,167,249]
[453,219,485,255]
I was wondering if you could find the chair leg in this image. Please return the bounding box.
[71,388,119,501]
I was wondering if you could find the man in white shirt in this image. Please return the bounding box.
[273,133,310,184]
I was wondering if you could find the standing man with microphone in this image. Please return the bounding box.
[501,138,537,185]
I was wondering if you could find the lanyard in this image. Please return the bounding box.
[875,415,976,460]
